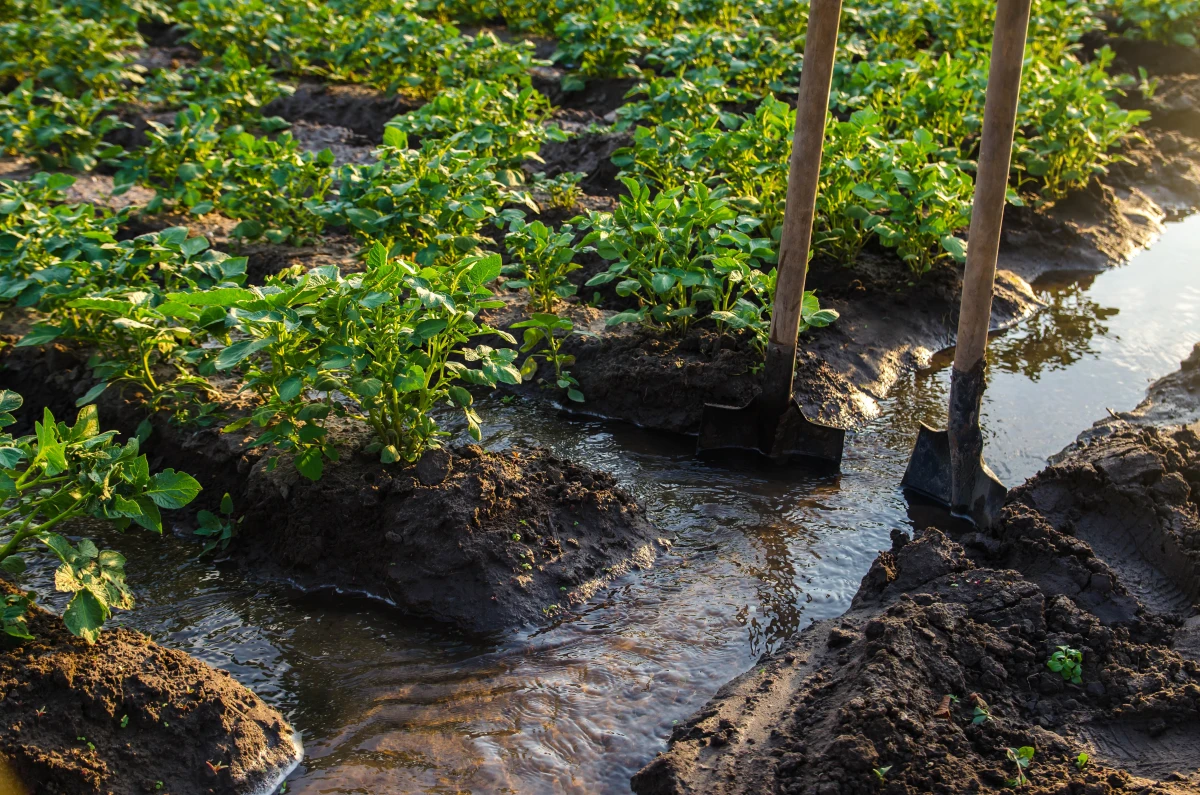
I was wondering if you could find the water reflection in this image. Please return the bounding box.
[988,275,1118,381]
[5,217,1198,793]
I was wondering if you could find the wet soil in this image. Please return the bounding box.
[0,335,667,634]
[234,435,668,633]
[0,581,299,795]
[631,354,1200,794]
[632,510,1200,794]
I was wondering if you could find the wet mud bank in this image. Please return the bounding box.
[630,357,1200,794]
[235,437,668,633]
[513,259,1041,435]
[0,338,667,634]
[0,583,300,795]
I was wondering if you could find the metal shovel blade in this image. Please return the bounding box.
[901,423,1007,527]
[698,395,845,467]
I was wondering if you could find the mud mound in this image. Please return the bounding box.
[0,583,299,795]
[633,519,1200,795]
[1015,423,1200,617]
[236,439,668,633]
[554,324,862,433]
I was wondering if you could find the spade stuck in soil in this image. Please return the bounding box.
[697,0,847,467]
[902,0,1034,526]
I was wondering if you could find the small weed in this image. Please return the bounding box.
[1075,752,1089,771]
[873,765,892,782]
[206,760,229,773]
[1005,746,1034,788]
[511,533,522,542]
[1047,646,1083,685]
[120,715,128,728]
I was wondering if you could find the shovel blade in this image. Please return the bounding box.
[901,423,952,504]
[698,396,845,467]
[901,423,1007,527]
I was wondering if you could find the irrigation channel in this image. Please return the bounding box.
[8,215,1200,793]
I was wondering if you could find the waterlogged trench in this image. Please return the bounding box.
[9,216,1200,793]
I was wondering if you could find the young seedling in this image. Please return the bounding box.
[1075,752,1089,771]
[503,219,584,313]
[1005,746,1034,788]
[969,693,992,724]
[195,493,240,555]
[872,765,892,783]
[1047,646,1083,685]
[513,313,585,403]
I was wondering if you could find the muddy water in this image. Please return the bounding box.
[10,217,1200,794]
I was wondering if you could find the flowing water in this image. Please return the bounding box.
[6,216,1200,794]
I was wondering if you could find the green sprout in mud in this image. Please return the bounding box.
[1006,746,1034,788]
[514,313,586,403]
[1047,646,1083,685]
[1075,752,1089,771]
[872,765,892,782]
[195,493,240,555]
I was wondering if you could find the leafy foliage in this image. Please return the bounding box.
[0,390,201,643]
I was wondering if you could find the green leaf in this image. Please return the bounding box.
[166,287,257,307]
[277,375,304,402]
[16,325,63,347]
[63,589,107,644]
[448,386,473,407]
[146,469,202,509]
[0,555,26,574]
[393,364,426,393]
[215,337,276,370]
[940,235,967,262]
[75,381,109,408]
[413,319,448,340]
[295,447,323,481]
[220,493,234,515]
[0,391,21,413]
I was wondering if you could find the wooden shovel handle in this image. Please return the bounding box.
[953,0,1032,373]
[760,0,843,416]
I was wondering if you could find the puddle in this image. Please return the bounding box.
[10,217,1200,793]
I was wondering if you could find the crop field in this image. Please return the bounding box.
[1,0,1200,791]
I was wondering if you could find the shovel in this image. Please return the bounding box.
[697,0,846,468]
[901,0,1034,527]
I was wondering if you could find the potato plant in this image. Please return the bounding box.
[581,179,778,332]
[0,82,127,171]
[317,128,531,264]
[386,80,567,173]
[0,391,201,643]
[214,244,521,477]
[503,218,584,312]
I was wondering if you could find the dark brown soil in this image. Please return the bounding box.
[233,435,668,633]
[631,357,1200,794]
[0,582,299,795]
[535,130,633,197]
[263,82,422,142]
[632,510,1200,795]
[1015,424,1200,619]
[555,77,639,117]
